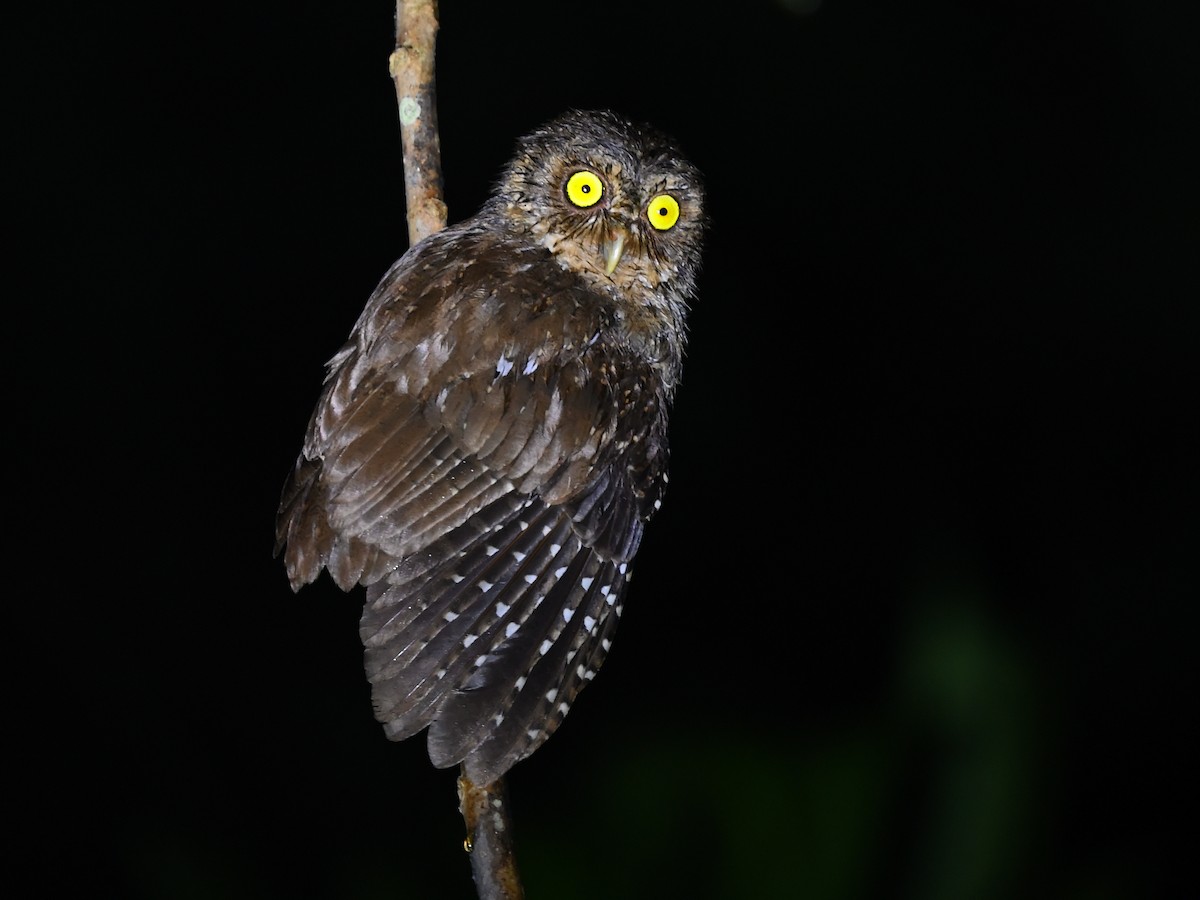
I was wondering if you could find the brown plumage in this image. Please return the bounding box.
[275,109,705,785]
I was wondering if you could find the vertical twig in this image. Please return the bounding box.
[458,773,525,900]
[390,0,447,243]
[388,4,524,898]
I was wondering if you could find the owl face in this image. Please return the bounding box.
[493,110,705,301]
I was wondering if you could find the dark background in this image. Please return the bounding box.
[20,1,1197,897]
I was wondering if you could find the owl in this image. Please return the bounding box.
[275,109,706,786]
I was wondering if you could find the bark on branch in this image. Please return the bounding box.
[389,4,523,898]
[458,773,525,900]
[390,0,447,244]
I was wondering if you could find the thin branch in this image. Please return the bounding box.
[458,773,525,900]
[390,0,447,244]
[388,4,523,898]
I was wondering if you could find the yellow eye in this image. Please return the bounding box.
[565,171,604,208]
[646,194,680,231]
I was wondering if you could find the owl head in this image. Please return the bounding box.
[491,109,706,304]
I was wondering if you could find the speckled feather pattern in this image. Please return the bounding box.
[275,109,705,785]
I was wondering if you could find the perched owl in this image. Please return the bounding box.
[275,109,706,785]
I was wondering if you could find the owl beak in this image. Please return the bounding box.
[602,227,628,275]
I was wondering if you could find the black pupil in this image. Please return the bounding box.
[581,184,591,193]
[658,207,668,216]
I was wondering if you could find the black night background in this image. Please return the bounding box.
[18,1,1198,897]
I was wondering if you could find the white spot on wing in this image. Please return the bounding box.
[496,354,514,376]
[495,602,510,617]
[562,608,574,623]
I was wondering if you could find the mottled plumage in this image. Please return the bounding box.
[275,109,705,785]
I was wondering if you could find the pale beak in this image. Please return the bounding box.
[602,226,628,275]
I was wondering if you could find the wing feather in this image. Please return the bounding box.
[275,225,672,780]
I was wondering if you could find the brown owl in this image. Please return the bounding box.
[275,109,706,785]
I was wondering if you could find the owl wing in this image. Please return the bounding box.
[275,228,669,784]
